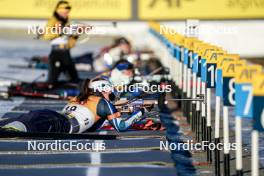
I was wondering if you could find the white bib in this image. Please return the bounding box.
[62,104,95,133]
[51,36,68,46]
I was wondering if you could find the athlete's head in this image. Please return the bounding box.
[55,1,71,19]
[110,59,134,86]
[76,78,113,102]
[102,37,132,69]
[113,37,131,54]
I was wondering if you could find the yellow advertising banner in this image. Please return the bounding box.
[253,73,264,96]
[0,0,131,19]
[183,37,198,50]
[222,60,246,77]
[139,0,264,20]
[199,47,218,57]
[206,51,226,64]
[217,54,240,68]
[235,65,262,84]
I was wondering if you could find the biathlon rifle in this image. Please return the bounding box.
[114,93,206,113]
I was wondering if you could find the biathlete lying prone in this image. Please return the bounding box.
[0,78,151,133]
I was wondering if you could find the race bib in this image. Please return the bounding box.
[62,104,95,133]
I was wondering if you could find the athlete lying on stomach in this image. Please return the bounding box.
[0,78,146,133]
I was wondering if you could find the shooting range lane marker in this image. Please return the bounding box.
[177,47,181,87]
[204,50,221,164]
[252,130,259,176]
[178,47,183,90]
[223,105,230,176]
[234,65,262,175]
[182,48,188,121]
[191,72,197,131]
[186,53,192,124]
[201,81,206,141]
[221,60,243,176]
[196,77,201,141]
[251,73,264,176]
[214,95,221,176]
[191,49,199,133]
[235,116,243,173]
[214,64,223,176]
[206,87,212,163]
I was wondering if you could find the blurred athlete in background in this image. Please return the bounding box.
[41,1,91,85]
[93,37,132,72]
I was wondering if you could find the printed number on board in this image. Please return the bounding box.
[206,64,216,88]
[228,78,236,106]
[241,85,253,116]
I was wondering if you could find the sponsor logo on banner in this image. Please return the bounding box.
[0,0,131,19]
[139,0,264,19]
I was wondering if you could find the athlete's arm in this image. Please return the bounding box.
[97,99,145,132]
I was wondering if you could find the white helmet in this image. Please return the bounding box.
[89,79,113,93]
[110,68,131,86]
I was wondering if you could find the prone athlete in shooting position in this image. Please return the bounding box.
[0,78,151,133]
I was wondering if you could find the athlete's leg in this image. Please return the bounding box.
[63,50,79,83]
[48,50,62,85]
[0,118,27,132]
[0,110,70,133]
[27,110,71,133]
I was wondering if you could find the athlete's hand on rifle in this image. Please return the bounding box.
[115,99,156,113]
